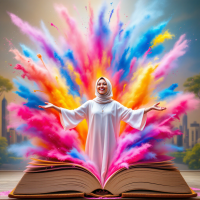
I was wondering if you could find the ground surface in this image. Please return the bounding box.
[0,171,200,200]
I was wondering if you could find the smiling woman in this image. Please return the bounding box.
[93,77,114,104]
[97,78,108,95]
[39,76,166,183]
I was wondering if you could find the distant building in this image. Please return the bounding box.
[8,128,24,144]
[6,131,10,145]
[24,136,28,141]
[182,114,189,149]
[176,116,200,149]
[17,132,23,143]
[2,97,9,142]
[9,128,16,144]
[171,127,178,145]
[1,97,25,145]
[175,115,189,148]
[190,121,199,148]
[177,125,183,147]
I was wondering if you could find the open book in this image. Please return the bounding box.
[9,157,197,198]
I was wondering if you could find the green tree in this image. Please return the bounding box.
[183,143,200,169]
[0,137,8,166]
[0,75,13,97]
[170,152,186,163]
[183,73,200,98]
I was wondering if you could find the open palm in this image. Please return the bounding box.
[38,102,54,109]
[153,102,166,111]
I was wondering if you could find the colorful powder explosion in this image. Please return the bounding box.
[7,2,200,183]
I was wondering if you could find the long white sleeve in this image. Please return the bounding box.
[118,103,147,131]
[60,101,89,130]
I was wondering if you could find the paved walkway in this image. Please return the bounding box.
[0,171,200,199]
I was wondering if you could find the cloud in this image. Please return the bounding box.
[129,0,164,26]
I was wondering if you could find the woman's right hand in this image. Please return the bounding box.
[38,102,54,109]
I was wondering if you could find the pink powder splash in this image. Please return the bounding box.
[5,37,14,47]
[0,190,12,196]
[154,34,188,78]
[191,187,200,191]
[50,22,60,33]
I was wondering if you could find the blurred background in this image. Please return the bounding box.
[0,0,200,170]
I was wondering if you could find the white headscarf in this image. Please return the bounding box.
[93,77,113,104]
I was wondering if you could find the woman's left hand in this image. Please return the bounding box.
[152,102,166,111]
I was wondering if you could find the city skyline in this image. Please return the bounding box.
[1,96,8,139]
[173,113,200,149]
[1,96,25,145]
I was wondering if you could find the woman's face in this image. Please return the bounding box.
[97,79,108,95]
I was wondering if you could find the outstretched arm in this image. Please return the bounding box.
[38,102,61,113]
[144,102,166,114]
[39,101,89,130]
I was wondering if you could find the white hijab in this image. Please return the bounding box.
[93,77,113,104]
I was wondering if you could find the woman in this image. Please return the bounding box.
[39,77,166,183]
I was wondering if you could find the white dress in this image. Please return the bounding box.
[60,100,147,183]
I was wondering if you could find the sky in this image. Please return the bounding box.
[0,0,200,135]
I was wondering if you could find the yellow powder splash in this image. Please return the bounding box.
[151,31,175,48]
